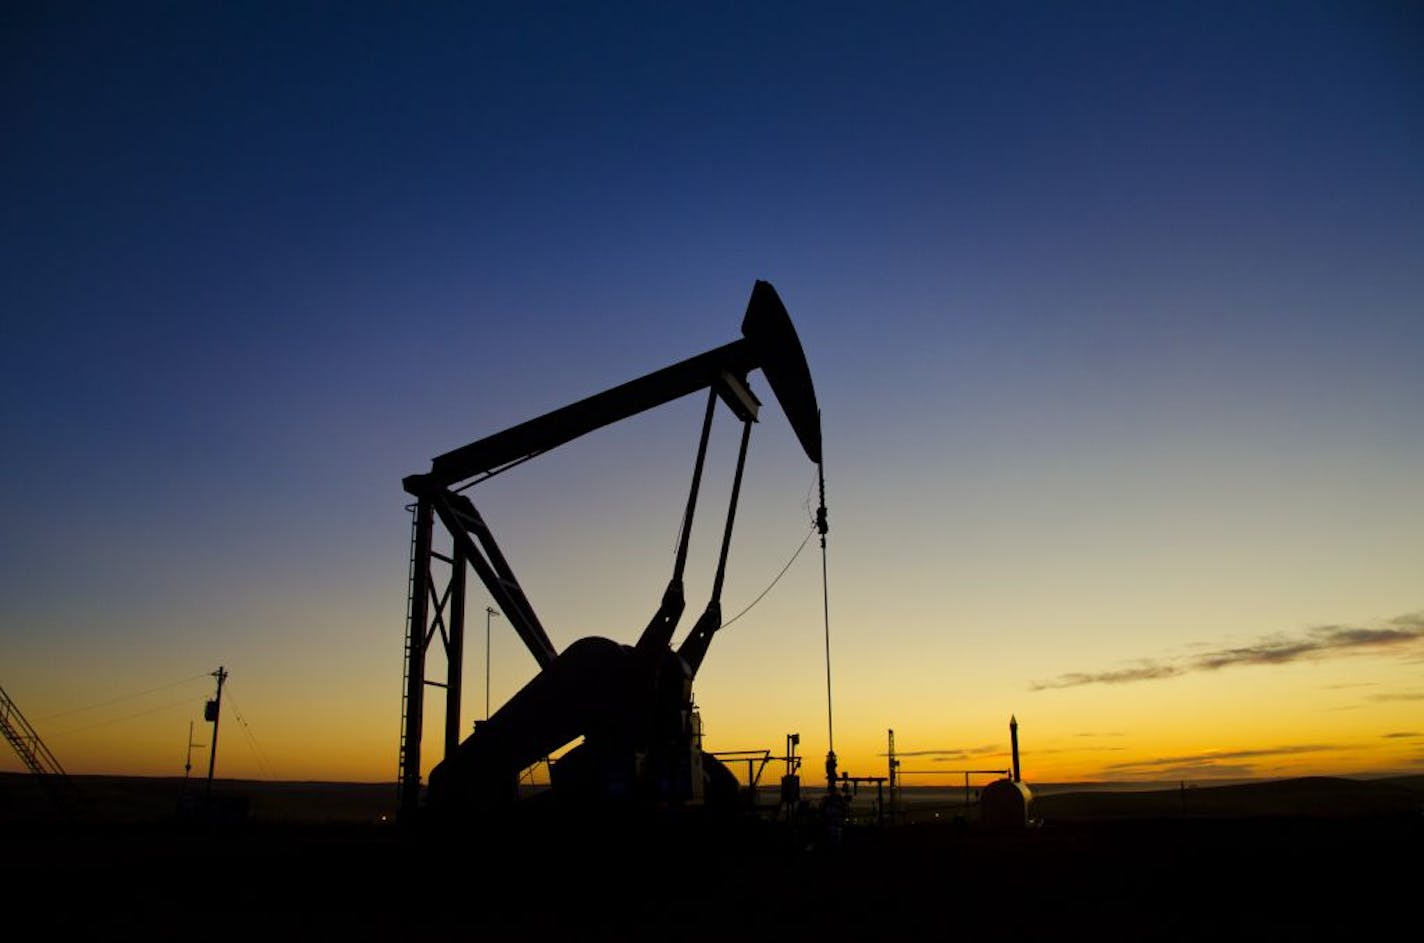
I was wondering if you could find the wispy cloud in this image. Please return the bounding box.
[883,741,1127,761]
[1031,612,1424,690]
[880,744,1000,759]
[1103,744,1340,779]
[1383,732,1420,739]
[1368,692,1424,702]
[1126,762,1260,780]
[1106,745,1338,769]
[931,754,1007,764]
[1033,663,1183,689]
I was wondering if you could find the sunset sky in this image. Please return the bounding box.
[3,3,1421,788]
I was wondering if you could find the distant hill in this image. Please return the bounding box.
[0,772,397,825]
[1033,775,1424,821]
[4,771,1421,826]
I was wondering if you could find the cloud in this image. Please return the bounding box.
[1030,611,1424,690]
[885,742,1127,762]
[1103,744,1340,778]
[1368,692,1424,702]
[1129,763,1260,780]
[1392,613,1424,631]
[932,754,1006,764]
[1382,732,1421,739]
[881,743,1000,759]
[1105,744,1338,769]
[1030,662,1184,690]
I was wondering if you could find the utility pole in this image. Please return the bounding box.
[485,607,499,719]
[204,666,227,799]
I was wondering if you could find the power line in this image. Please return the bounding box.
[722,524,816,629]
[35,672,211,722]
[54,694,208,737]
[223,685,276,781]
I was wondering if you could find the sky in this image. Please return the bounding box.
[3,2,1421,788]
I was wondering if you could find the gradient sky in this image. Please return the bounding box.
[3,2,1421,787]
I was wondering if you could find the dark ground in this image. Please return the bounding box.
[4,773,1420,940]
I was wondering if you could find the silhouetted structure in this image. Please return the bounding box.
[887,728,900,817]
[398,281,823,821]
[982,715,1033,829]
[204,666,227,799]
[0,685,72,810]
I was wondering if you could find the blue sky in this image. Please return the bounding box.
[3,3,1421,781]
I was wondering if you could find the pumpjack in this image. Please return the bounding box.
[399,281,823,820]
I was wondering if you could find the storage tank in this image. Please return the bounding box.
[980,777,1033,829]
[981,715,1032,828]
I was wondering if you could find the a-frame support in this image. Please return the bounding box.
[397,499,471,821]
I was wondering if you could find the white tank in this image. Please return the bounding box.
[981,777,1033,829]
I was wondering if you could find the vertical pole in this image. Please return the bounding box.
[444,545,466,761]
[401,498,433,821]
[817,462,834,793]
[887,728,898,816]
[205,666,227,799]
[1010,714,1021,782]
[485,607,499,720]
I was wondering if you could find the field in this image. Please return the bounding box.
[4,773,1420,939]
